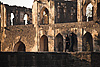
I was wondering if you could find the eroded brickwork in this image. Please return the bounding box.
[1,25,36,52]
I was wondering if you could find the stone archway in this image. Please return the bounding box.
[82,32,93,51]
[40,35,48,51]
[40,7,49,25]
[14,41,26,52]
[55,33,63,52]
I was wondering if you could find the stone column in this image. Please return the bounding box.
[93,0,97,21]
[4,5,6,27]
[77,28,83,52]
[63,36,66,52]
[32,1,38,51]
[77,0,81,22]
[1,4,7,51]
[1,4,6,27]
[1,4,4,28]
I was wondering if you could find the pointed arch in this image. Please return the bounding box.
[55,33,63,52]
[86,3,93,22]
[23,13,30,25]
[82,32,93,51]
[83,2,94,21]
[40,35,48,51]
[40,7,49,25]
[14,41,26,52]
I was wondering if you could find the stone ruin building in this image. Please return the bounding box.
[0,0,100,67]
[0,0,100,52]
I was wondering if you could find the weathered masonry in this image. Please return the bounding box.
[0,0,100,52]
[0,52,94,67]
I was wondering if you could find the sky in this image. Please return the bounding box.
[1,0,34,8]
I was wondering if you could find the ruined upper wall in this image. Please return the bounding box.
[32,0,77,26]
[77,0,98,22]
[34,0,77,2]
[55,1,77,23]
[0,2,32,27]
[54,0,76,1]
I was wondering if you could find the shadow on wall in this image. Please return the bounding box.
[97,3,100,21]
[94,33,100,51]
[70,33,78,52]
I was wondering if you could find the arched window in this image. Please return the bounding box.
[82,32,93,51]
[40,35,48,51]
[10,13,14,25]
[24,14,28,25]
[86,3,93,22]
[14,41,26,52]
[40,7,49,25]
[55,33,63,52]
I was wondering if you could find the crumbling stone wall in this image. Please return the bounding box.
[1,24,36,52]
[1,0,100,52]
[34,21,100,52]
[31,0,100,52]
[77,0,98,22]
[55,1,77,23]
[0,3,32,27]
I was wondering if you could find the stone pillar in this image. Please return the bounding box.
[49,1,55,24]
[1,4,7,51]
[93,0,97,21]
[77,0,81,22]
[77,28,83,52]
[93,39,96,52]
[1,4,4,28]
[1,4,6,27]
[4,5,6,27]
[48,26,55,52]
[63,36,66,52]
[32,1,39,51]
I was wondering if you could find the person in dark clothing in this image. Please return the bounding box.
[70,33,74,52]
[65,35,70,52]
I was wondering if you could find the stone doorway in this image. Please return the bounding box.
[40,35,48,51]
[55,33,63,52]
[82,32,93,51]
[14,41,26,52]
